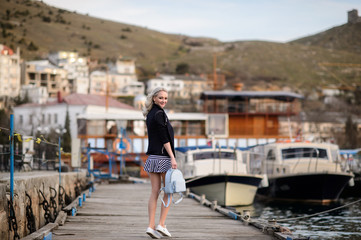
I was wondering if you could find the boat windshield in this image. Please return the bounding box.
[193,151,236,160]
[281,148,328,160]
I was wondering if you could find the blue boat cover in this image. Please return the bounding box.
[175,145,249,153]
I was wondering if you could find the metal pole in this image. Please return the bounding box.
[87,143,91,176]
[287,116,293,140]
[108,152,112,177]
[10,114,14,201]
[58,136,61,185]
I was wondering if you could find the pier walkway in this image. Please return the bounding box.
[52,182,275,240]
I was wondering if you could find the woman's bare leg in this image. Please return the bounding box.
[158,172,171,227]
[148,172,161,229]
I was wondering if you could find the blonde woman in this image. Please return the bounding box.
[143,87,177,239]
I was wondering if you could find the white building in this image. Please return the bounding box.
[89,70,107,95]
[147,75,184,95]
[19,85,48,104]
[13,93,139,167]
[48,51,90,94]
[0,44,21,108]
[89,55,144,96]
[108,72,144,96]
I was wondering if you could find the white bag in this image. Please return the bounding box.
[159,169,186,207]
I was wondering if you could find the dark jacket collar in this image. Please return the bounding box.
[152,103,163,111]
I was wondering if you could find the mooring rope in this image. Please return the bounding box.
[275,198,361,222]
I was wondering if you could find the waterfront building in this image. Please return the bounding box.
[200,90,304,140]
[0,44,21,108]
[77,111,208,154]
[13,93,137,167]
[280,112,361,143]
[76,90,305,158]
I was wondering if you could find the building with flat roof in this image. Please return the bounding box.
[0,44,21,108]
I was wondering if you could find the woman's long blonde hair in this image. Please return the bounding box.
[142,87,168,117]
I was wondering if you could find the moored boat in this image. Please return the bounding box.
[175,145,264,206]
[249,141,354,204]
[339,148,361,198]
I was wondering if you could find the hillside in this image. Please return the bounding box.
[291,22,361,53]
[1,0,361,92]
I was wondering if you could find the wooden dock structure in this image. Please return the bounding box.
[51,182,275,240]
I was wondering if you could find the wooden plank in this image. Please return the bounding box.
[52,183,275,240]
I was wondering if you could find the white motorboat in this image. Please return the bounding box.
[249,141,354,204]
[175,145,264,206]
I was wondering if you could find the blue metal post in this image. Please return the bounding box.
[87,144,91,176]
[119,152,122,176]
[108,153,112,177]
[58,136,61,186]
[10,114,14,201]
[78,197,82,207]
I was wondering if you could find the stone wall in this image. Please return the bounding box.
[0,171,88,239]
[0,184,8,238]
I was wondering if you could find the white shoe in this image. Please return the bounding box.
[156,225,171,237]
[146,227,162,239]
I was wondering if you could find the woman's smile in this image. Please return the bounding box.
[153,91,168,108]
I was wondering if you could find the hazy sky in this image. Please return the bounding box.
[42,0,361,42]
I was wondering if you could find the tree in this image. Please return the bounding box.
[175,63,189,74]
[61,111,71,153]
[13,92,30,106]
[0,109,10,145]
[6,9,10,20]
[27,41,38,51]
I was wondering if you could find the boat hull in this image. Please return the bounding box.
[257,173,353,204]
[186,174,262,206]
[340,172,361,198]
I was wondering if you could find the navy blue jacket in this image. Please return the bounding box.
[146,104,175,157]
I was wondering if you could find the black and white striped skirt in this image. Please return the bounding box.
[143,155,171,173]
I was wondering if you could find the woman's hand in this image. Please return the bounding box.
[171,157,177,169]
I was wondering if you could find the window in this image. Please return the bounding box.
[281,148,328,160]
[29,115,33,124]
[48,114,51,124]
[19,115,23,125]
[193,151,235,160]
[28,72,36,80]
[42,114,45,124]
[266,150,276,161]
[41,73,47,81]
[54,114,58,124]
[206,114,228,137]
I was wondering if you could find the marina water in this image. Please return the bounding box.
[236,198,361,240]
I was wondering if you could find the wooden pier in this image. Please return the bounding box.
[51,182,275,240]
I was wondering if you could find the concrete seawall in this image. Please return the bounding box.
[0,171,89,239]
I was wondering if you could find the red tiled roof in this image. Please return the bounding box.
[16,94,135,110]
[1,45,14,55]
[16,101,59,108]
[64,94,135,110]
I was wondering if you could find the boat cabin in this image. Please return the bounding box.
[251,142,343,176]
[175,146,249,178]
